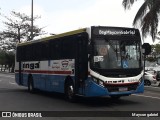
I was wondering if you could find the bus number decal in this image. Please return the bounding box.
[94,56,104,62]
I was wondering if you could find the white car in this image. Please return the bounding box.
[144,72,157,86]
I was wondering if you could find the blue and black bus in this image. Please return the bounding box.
[15,26,146,102]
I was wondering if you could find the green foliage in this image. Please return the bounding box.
[146,56,157,62]
[0,50,15,72]
[153,44,160,54]
[0,10,46,72]
[0,50,7,65]
[145,44,160,62]
[122,0,160,42]
[5,52,15,68]
[0,11,45,51]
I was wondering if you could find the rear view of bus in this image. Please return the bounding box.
[86,26,144,99]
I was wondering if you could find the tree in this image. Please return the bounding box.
[5,51,15,72]
[145,44,160,62]
[0,11,45,51]
[0,50,15,72]
[156,31,160,40]
[0,50,7,71]
[152,44,160,55]
[122,0,160,42]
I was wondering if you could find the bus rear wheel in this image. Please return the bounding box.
[28,76,34,93]
[65,82,76,102]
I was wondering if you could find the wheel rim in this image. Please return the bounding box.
[144,80,150,86]
[147,81,151,86]
[67,85,74,99]
[29,82,33,91]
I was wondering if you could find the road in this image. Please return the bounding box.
[0,72,160,120]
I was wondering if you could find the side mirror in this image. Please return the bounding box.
[142,43,151,55]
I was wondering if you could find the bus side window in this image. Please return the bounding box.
[25,45,32,61]
[31,43,41,61]
[61,38,76,59]
[41,42,49,60]
[17,46,23,62]
[49,39,62,60]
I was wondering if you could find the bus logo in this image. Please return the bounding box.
[61,60,69,68]
[23,62,40,69]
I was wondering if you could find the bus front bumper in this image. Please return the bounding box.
[83,79,144,97]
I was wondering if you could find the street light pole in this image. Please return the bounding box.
[31,0,33,40]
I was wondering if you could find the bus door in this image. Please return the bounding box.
[75,33,88,95]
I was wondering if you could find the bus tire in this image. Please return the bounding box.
[65,81,76,102]
[144,80,151,86]
[28,75,35,93]
[111,96,121,101]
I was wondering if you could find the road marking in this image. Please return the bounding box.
[133,94,160,100]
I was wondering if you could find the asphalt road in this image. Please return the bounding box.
[0,72,160,120]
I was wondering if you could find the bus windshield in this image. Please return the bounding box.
[90,38,141,69]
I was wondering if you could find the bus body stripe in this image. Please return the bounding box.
[15,70,72,75]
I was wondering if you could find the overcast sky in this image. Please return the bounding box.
[0,0,157,44]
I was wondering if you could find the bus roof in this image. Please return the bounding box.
[17,28,87,47]
[17,26,140,47]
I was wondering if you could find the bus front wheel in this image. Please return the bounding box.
[110,96,121,100]
[65,81,76,102]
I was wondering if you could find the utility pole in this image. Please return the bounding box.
[17,27,20,43]
[31,0,33,40]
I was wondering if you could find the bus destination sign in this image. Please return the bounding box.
[92,27,136,36]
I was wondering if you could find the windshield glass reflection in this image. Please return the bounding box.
[90,39,141,69]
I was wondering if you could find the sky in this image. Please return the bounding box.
[0,0,158,44]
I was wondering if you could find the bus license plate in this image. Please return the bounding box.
[119,87,128,91]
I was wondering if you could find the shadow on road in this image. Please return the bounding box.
[21,89,141,107]
[75,96,141,107]
[0,87,27,93]
[0,86,141,108]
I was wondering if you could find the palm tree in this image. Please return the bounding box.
[122,0,160,42]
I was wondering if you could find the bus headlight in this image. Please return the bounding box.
[138,77,143,84]
[92,77,104,87]
[99,80,104,86]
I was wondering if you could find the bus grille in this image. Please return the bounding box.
[104,82,139,92]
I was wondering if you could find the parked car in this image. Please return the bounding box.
[156,71,160,86]
[144,72,157,86]
[156,71,160,81]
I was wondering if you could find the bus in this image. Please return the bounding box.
[15,26,146,102]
